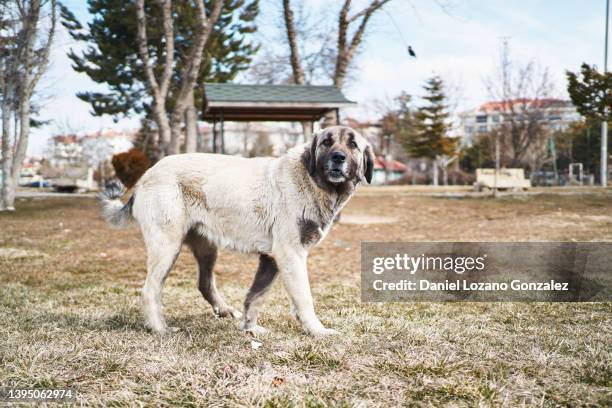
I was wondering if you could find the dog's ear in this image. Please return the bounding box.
[362,144,374,184]
[308,133,318,176]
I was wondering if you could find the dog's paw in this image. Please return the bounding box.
[241,322,270,335]
[215,306,242,320]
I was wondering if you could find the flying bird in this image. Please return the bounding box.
[408,46,416,58]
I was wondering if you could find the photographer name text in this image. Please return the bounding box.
[372,279,569,291]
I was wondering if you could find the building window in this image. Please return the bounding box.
[476,115,488,123]
[491,115,500,123]
[464,125,473,134]
[478,125,488,134]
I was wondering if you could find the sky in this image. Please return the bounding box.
[29,0,608,155]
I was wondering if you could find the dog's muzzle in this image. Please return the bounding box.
[326,151,348,183]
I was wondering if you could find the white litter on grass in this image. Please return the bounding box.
[251,339,263,350]
[0,247,46,259]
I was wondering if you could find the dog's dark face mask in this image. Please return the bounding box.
[303,126,374,187]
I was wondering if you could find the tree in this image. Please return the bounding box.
[484,42,555,169]
[1,0,57,211]
[111,148,150,188]
[403,76,457,185]
[136,0,223,156]
[82,136,114,183]
[378,91,413,161]
[459,136,494,173]
[553,119,612,178]
[381,92,413,146]
[61,0,258,157]
[566,63,612,122]
[253,0,391,130]
[567,63,611,184]
[281,0,316,140]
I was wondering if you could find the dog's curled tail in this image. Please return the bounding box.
[98,182,135,228]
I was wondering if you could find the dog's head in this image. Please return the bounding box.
[303,126,374,186]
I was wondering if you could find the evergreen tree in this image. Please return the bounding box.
[554,119,612,177]
[60,0,259,120]
[459,137,494,173]
[404,76,456,159]
[566,63,612,122]
[382,92,413,147]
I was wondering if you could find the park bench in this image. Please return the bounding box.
[474,168,532,192]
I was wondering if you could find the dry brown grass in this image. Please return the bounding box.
[1,191,611,406]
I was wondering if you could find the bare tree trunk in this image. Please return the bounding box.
[282,0,314,141]
[282,0,305,85]
[322,0,391,127]
[1,81,13,210]
[136,0,173,157]
[442,167,448,186]
[169,2,223,155]
[168,119,183,154]
[152,103,172,156]
[137,0,223,156]
[196,123,207,152]
[432,162,439,186]
[184,88,198,153]
[0,0,55,211]
[8,98,30,209]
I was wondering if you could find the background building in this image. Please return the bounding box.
[458,99,581,146]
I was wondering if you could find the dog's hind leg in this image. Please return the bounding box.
[241,254,279,334]
[184,230,241,319]
[142,227,182,335]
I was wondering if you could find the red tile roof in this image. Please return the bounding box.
[478,98,571,112]
[374,157,407,172]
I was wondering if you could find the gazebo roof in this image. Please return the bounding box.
[202,83,356,122]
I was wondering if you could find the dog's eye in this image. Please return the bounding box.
[322,138,333,147]
[348,141,358,149]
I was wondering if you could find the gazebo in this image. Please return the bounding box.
[201,83,356,153]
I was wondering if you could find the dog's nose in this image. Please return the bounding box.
[331,151,346,164]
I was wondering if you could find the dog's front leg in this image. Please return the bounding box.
[274,246,338,336]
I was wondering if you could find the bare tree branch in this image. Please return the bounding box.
[334,0,391,89]
[27,0,55,95]
[135,0,161,97]
[347,0,391,23]
[282,0,305,85]
[168,0,224,154]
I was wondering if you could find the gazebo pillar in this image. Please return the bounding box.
[220,110,225,154]
[212,121,217,153]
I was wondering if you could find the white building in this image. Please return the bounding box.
[45,129,135,170]
[457,99,581,146]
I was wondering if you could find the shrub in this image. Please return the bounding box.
[111,149,150,189]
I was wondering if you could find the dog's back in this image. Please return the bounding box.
[130,153,277,253]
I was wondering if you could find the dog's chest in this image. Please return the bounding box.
[296,199,338,248]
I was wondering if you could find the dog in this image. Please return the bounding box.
[100,125,374,336]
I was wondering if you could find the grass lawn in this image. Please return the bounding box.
[1,191,611,406]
